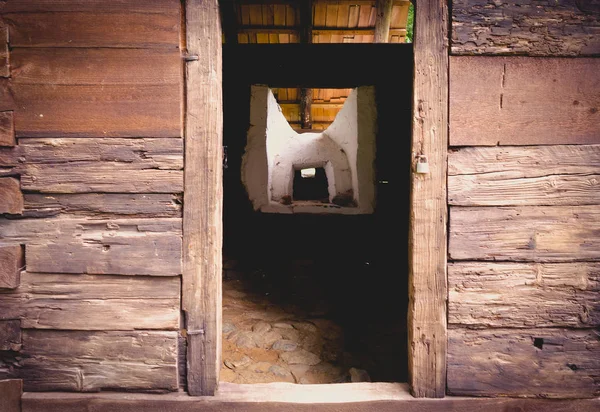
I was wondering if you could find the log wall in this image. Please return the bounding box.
[0,0,184,393]
[448,0,600,398]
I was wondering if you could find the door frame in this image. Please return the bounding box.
[182,0,449,398]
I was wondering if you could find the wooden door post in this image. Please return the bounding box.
[408,0,449,398]
[183,0,223,396]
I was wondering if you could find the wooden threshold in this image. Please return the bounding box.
[21,383,600,412]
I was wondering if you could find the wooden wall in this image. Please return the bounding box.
[0,0,184,392]
[448,0,600,398]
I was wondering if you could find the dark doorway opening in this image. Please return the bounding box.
[293,167,329,202]
[222,44,412,385]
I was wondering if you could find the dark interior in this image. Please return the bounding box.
[222,44,413,383]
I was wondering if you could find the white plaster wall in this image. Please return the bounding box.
[242,85,376,214]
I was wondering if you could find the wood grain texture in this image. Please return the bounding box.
[0,26,8,78]
[0,272,180,330]
[408,0,448,398]
[2,0,182,13]
[0,245,24,289]
[0,379,21,412]
[15,330,178,392]
[0,111,15,146]
[0,138,183,193]
[22,193,182,218]
[0,178,23,214]
[448,328,600,398]
[451,0,600,56]
[448,145,600,206]
[20,389,600,412]
[0,217,182,276]
[374,0,393,43]
[450,57,600,146]
[449,206,600,262]
[5,11,180,48]
[0,320,21,351]
[184,0,223,396]
[448,262,600,328]
[11,49,182,86]
[7,83,182,138]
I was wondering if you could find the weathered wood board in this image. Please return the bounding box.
[0,320,21,351]
[0,26,8,78]
[0,111,15,146]
[450,57,600,146]
[0,138,183,193]
[0,272,180,330]
[451,0,600,56]
[0,178,23,214]
[449,262,599,328]
[449,206,600,262]
[184,0,223,396]
[5,8,180,48]
[448,145,600,206]
[448,328,600,398]
[11,49,182,86]
[408,0,448,398]
[16,330,178,392]
[22,193,182,218]
[5,83,182,138]
[0,245,24,289]
[0,380,21,412]
[0,217,182,276]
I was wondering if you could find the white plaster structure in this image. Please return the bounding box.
[242,85,376,214]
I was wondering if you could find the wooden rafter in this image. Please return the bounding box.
[299,0,313,129]
[374,0,393,43]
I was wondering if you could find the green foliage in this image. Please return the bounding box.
[406,2,414,43]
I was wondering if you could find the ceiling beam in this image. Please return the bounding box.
[374,0,394,43]
[238,26,407,36]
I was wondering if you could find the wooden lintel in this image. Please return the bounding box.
[237,0,410,5]
[280,102,344,109]
[408,0,448,398]
[184,0,223,396]
[374,0,394,43]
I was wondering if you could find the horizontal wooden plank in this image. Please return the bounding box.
[11,49,182,85]
[449,206,600,262]
[5,12,180,48]
[448,328,600,398]
[0,26,8,78]
[0,217,182,276]
[0,178,23,214]
[17,330,178,392]
[451,0,600,56]
[0,272,180,330]
[0,380,21,412]
[449,262,600,328]
[448,145,600,206]
[0,245,23,289]
[0,111,15,146]
[8,83,182,138]
[1,0,182,13]
[0,138,183,193]
[0,320,21,351]
[22,193,182,218]
[450,57,600,146]
[19,388,600,411]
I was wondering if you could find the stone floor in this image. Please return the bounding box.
[220,259,406,384]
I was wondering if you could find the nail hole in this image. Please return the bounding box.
[102,245,110,252]
[533,337,544,349]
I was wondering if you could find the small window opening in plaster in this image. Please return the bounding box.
[293,167,329,202]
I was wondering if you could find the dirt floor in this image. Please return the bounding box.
[220,258,406,384]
